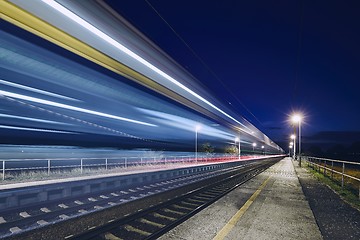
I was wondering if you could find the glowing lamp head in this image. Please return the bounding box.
[195,125,202,131]
[252,143,257,147]
[261,146,264,149]
[235,137,239,142]
[290,134,296,139]
[291,114,302,124]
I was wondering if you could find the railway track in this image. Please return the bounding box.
[0,160,262,239]
[69,159,277,240]
[0,158,272,239]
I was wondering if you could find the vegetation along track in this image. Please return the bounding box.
[69,158,279,240]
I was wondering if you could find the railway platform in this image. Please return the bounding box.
[160,157,323,240]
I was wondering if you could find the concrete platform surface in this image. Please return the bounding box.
[160,157,323,240]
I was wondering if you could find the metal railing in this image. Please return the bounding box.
[304,156,360,199]
[0,155,185,180]
[0,154,273,181]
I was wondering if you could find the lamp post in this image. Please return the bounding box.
[195,125,201,162]
[291,114,302,166]
[291,134,296,160]
[261,145,265,155]
[252,143,256,155]
[289,141,293,157]
[235,137,240,159]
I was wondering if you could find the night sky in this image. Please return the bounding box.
[106,0,360,150]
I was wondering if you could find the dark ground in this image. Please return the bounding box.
[294,160,360,240]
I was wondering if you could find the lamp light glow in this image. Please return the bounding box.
[291,114,302,123]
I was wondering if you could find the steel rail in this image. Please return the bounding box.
[0,160,263,238]
[69,159,278,239]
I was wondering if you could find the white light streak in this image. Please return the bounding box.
[0,90,156,127]
[0,125,77,134]
[41,0,246,127]
[138,108,234,140]
[0,79,80,102]
[0,113,72,125]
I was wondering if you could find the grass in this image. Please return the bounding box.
[306,163,360,210]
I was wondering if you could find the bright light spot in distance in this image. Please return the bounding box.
[291,113,302,123]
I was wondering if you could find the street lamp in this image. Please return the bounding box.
[252,143,257,155]
[261,145,265,155]
[195,125,201,162]
[235,137,240,159]
[289,145,293,157]
[290,134,296,160]
[291,114,303,166]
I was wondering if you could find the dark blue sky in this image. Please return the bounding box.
[106,0,360,148]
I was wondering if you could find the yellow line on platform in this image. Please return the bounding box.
[213,176,271,240]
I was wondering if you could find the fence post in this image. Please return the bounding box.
[105,158,108,170]
[311,159,314,169]
[141,157,143,165]
[81,159,83,174]
[324,160,326,175]
[341,162,345,188]
[2,161,5,181]
[331,161,334,179]
[48,159,51,176]
[164,157,167,165]
[125,157,127,168]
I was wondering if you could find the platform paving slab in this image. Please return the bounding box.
[223,158,321,240]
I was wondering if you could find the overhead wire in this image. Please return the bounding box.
[144,0,266,130]
[293,0,304,103]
